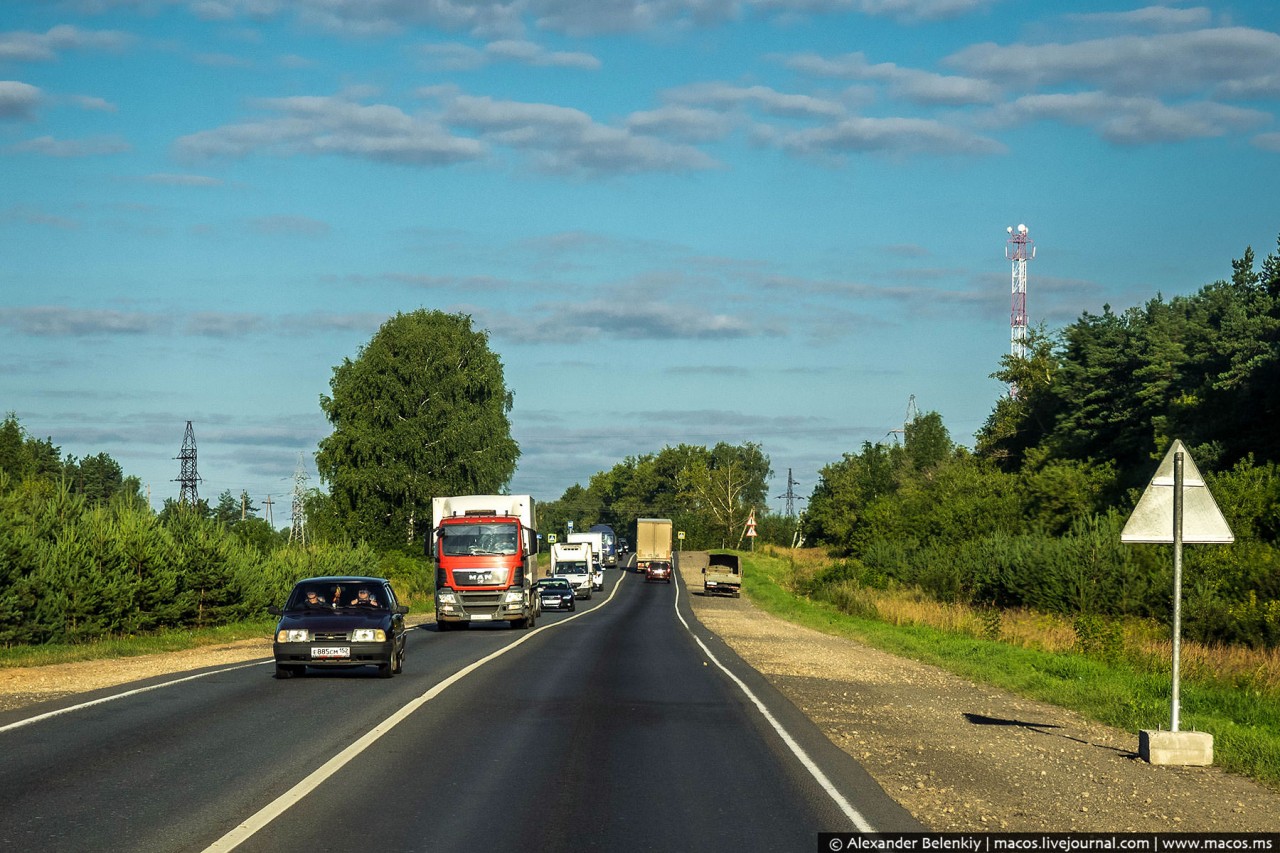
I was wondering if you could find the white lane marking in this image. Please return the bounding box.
[0,660,272,734]
[202,572,626,853]
[671,567,877,833]
[0,622,448,734]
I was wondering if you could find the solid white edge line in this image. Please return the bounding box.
[0,660,272,734]
[202,571,627,853]
[672,566,877,833]
[0,625,435,735]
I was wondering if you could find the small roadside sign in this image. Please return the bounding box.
[547,533,557,544]
[677,531,685,539]
[1121,440,1234,543]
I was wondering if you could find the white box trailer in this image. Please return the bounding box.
[551,541,598,597]
[634,518,673,573]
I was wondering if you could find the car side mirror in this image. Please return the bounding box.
[267,605,283,616]
[394,605,409,615]
[700,567,705,574]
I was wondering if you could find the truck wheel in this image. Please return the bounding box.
[509,617,526,629]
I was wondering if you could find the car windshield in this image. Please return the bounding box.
[556,561,587,575]
[439,523,519,557]
[539,580,571,591]
[288,584,386,610]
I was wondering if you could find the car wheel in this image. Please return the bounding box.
[392,643,404,674]
[569,601,576,611]
[274,664,299,679]
[378,658,393,678]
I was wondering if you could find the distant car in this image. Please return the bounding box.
[645,560,673,583]
[618,538,629,554]
[536,577,576,611]
[269,576,408,679]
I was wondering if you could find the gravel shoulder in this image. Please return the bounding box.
[4,563,1278,832]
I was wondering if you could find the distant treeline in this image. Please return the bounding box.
[0,416,428,646]
[803,234,1280,648]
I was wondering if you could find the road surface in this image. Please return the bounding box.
[0,559,920,852]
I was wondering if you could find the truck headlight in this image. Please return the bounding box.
[351,629,386,642]
[436,590,457,603]
[503,590,524,603]
[277,629,309,642]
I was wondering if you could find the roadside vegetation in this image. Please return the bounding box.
[743,546,1280,789]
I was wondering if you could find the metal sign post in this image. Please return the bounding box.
[1122,439,1232,764]
[1171,452,1183,732]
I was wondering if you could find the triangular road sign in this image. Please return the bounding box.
[1121,440,1234,544]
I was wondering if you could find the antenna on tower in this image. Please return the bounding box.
[1005,223,1034,397]
[173,421,202,506]
[290,453,309,545]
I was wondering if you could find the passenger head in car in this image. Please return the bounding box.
[304,589,324,606]
[350,587,380,607]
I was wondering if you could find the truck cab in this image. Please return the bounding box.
[433,495,539,630]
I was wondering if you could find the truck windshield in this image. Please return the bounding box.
[440,523,519,557]
[557,562,588,574]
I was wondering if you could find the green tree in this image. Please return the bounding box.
[678,442,772,547]
[316,310,519,550]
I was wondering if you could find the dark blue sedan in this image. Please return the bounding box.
[536,577,576,611]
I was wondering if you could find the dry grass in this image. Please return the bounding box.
[761,545,1280,697]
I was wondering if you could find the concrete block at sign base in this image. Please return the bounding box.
[1139,730,1213,766]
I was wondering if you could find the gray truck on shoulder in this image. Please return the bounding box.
[703,552,741,597]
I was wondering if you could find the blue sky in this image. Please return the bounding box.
[3,1,1279,520]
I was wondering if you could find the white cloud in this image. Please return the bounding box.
[0,25,134,62]
[778,115,1005,158]
[421,39,601,71]
[175,95,486,165]
[0,307,167,337]
[12,134,132,156]
[1062,6,1213,32]
[783,51,1001,105]
[0,81,41,119]
[986,91,1269,144]
[1251,132,1280,153]
[666,82,846,119]
[947,27,1280,97]
[625,106,735,143]
[440,93,720,175]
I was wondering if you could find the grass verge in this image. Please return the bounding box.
[0,619,279,669]
[742,549,1280,790]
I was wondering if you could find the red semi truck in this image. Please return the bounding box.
[432,495,539,630]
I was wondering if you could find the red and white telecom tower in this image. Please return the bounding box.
[1005,223,1034,397]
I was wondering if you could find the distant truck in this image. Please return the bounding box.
[566,531,603,572]
[551,541,598,597]
[431,495,539,630]
[703,552,741,597]
[589,523,619,568]
[634,518,673,575]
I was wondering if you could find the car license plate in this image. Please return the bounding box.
[312,646,350,659]
[470,614,492,621]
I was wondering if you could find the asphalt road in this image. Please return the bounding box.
[0,557,920,852]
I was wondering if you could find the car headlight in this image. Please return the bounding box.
[277,629,309,642]
[351,629,387,642]
[436,590,457,603]
[503,589,524,603]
